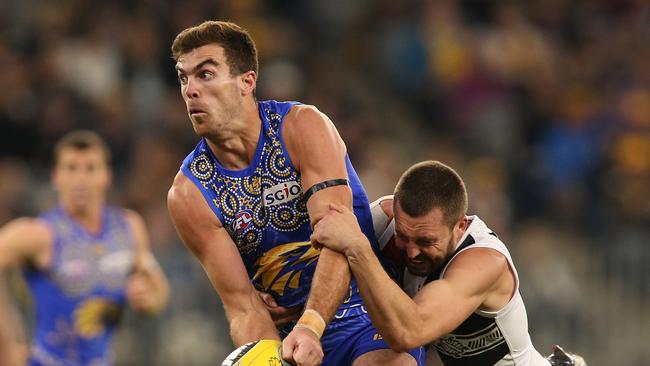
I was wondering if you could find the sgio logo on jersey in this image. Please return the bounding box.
[263,181,302,207]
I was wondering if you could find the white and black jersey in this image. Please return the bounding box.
[371,201,549,366]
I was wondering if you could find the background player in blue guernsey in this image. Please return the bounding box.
[0,130,170,366]
[167,21,424,366]
[311,161,558,366]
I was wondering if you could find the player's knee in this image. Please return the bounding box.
[352,349,418,366]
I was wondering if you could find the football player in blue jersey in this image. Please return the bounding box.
[0,131,169,366]
[167,20,423,366]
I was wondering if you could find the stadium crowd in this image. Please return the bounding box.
[0,0,648,364]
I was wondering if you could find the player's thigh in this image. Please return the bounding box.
[352,349,418,366]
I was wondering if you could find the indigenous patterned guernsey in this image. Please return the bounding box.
[180,100,376,314]
[24,206,135,366]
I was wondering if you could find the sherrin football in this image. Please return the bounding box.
[221,339,293,366]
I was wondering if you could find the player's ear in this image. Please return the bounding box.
[455,216,469,236]
[240,70,257,96]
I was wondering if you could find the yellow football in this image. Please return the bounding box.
[221,339,292,366]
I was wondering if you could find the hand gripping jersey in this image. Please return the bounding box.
[372,205,549,366]
[180,100,377,314]
[24,206,135,366]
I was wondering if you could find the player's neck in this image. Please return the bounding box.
[205,100,261,170]
[61,201,104,234]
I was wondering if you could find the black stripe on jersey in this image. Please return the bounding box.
[433,313,510,366]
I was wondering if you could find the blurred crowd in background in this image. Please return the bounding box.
[1,0,648,364]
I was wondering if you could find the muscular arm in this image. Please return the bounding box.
[283,105,353,324]
[312,206,510,351]
[356,245,507,350]
[124,210,170,315]
[168,172,279,345]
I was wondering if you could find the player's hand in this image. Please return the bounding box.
[257,291,302,327]
[126,270,160,314]
[310,203,367,255]
[281,326,323,366]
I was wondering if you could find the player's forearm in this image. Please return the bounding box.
[226,287,282,345]
[347,243,423,351]
[304,247,351,324]
[0,278,26,364]
[0,281,11,357]
[143,276,170,315]
[229,307,281,345]
[148,268,170,314]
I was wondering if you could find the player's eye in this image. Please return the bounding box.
[177,74,187,85]
[198,70,213,80]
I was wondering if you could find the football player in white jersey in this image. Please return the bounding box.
[311,160,586,366]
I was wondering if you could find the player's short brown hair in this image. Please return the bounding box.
[53,130,111,165]
[394,161,468,228]
[171,20,258,76]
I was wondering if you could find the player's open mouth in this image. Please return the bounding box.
[189,107,207,116]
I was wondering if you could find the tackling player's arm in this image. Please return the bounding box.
[168,172,279,345]
[124,210,170,315]
[350,246,508,351]
[280,105,353,364]
[312,205,509,352]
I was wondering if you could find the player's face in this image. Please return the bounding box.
[393,202,467,277]
[52,147,111,212]
[175,44,250,137]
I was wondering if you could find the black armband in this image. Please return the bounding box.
[301,179,349,204]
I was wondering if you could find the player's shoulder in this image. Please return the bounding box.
[371,195,394,219]
[167,170,223,228]
[281,103,344,167]
[167,171,199,212]
[5,217,51,238]
[444,246,509,293]
[1,217,53,268]
[118,207,146,232]
[287,103,321,118]
[284,104,333,134]
[464,216,507,251]
[449,220,510,278]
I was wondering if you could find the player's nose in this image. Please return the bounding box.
[405,243,420,259]
[184,78,200,99]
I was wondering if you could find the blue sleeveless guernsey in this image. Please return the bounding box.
[24,206,135,366]
[180,101,426,366]
[180,100,376,312]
